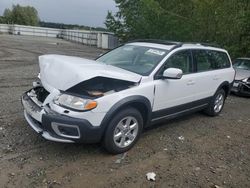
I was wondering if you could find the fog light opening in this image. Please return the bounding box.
[51,123,80,139]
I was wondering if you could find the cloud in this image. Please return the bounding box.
[0,0,118,27]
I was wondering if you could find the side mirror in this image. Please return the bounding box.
[163,68,183,79]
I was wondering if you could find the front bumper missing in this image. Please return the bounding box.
[22,91,104,143]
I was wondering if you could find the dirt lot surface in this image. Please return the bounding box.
[0,35,249,188]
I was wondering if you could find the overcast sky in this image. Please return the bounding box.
[0,0,118,27]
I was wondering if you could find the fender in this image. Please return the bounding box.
[100,95,152,132]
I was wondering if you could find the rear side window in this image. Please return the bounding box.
[193,50,231,72]
[193,50,212,72]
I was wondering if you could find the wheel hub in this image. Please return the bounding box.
[214,93,224,113]
[113,116,139,148]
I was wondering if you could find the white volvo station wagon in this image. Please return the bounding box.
[22,40,235,154]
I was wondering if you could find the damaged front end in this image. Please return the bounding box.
[22,74,139,144]
[66,76,138,98]
[21,54,142,143]
[22,86,77,143]
[232,77,250,96]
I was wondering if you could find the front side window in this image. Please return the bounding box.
[96,45,169,76]
[165,50,193,74]
[155,50,192,78]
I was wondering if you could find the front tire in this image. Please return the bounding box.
[103,107,143,154]
[204,89,226,116]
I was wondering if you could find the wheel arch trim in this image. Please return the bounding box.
[100,95,152,132]
[215,81,231,97]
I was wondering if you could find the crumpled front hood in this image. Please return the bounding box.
[39,55,141,91]
[234,68,250,80]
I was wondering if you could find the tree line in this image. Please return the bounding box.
[0,4,39,26]
[39,21,107,31]
[105,0,250,57]
[0,4,107,32]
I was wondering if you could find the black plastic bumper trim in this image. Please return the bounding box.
[41,114,104,143]
[22,91,104,144]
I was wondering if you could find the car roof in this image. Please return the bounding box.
[127,42,175,50]
[126,39,226,52]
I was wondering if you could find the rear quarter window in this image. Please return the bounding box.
[207,50,231,69]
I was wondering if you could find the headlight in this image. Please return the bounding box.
[54,94,97,111]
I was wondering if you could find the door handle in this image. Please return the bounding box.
[187,80,195,85]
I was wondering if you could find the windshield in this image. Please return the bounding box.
[96,45,168,76]
[233,59,250,70]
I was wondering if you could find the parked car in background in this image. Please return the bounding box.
[231,58,250,96]
[22,40,235,154]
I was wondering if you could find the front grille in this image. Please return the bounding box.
[23,93,43,112]
[34,87,50,103]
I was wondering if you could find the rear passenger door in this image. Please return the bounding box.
[191,49,231,99]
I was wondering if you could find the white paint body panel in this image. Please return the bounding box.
[39,54,141,91]
[153,68,234,111]
[235,68,250,80]
[49,77,155,126]
[37,44,235,127]
[153,74,199,111]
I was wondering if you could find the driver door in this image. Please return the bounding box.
[152,50,198,119]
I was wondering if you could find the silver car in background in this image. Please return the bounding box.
[232,58,250,96]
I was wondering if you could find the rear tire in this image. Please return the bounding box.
[102,107,143,154]
[204,89,226,116]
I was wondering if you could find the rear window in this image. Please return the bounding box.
[193,50,230,72]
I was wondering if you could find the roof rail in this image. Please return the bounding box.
[128,39,181,46]
[126,39,221,50]
[183,42,221,48]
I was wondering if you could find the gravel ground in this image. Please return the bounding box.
[0,34,249,188]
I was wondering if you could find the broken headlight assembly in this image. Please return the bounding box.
[54,93,97,111]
